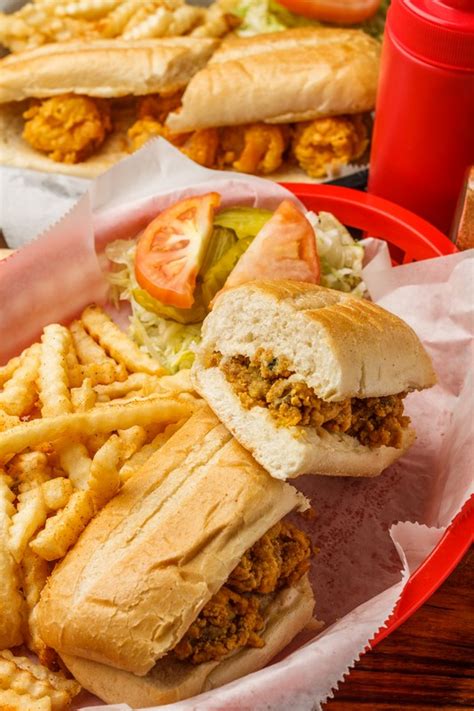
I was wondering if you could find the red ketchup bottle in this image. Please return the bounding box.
[368,0,474,236]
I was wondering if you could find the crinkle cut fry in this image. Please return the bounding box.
[81,303,166,375]
[0,343,41,416]
[0,649,80,707]
[0,396,195,459]
[0,471,25,648]
[69,320,112,365]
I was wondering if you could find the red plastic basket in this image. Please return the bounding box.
[286,183,472,646]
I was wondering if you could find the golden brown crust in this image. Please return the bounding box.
[36,407,306,676]
[60,576,315,707]
[166,28,380,131]
[0,38,220,103]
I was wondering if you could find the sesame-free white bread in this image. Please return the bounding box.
[36,407,307,676]
[0,38,219,102]
[166,28,380,131]
[61,576,315,707]
[191,281,436,479]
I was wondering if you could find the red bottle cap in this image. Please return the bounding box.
[389,0,474,70]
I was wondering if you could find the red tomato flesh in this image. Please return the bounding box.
[217,199,320,297]
[135,192,221,309]
[277,0,382,24]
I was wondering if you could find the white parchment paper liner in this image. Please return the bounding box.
[0,140,472,711]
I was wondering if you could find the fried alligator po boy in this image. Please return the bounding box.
[191,281,437,479]
[0,37,219,177]
[36,408,316,707]
[164,27,381,180]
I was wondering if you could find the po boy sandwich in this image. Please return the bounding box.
[191,281,437,479]
[164,27,380,180]
[36,407,316,707]
[0,36,219,177]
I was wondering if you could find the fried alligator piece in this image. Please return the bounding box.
[291,114,369,178]
[23,94,112,163]
[213,349,410,448]
[173,522,312,664]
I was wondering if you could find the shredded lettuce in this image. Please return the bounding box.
[225,0,389,40]
[106,209,366,371]
[306,211,366,296]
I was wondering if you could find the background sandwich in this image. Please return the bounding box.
[0,36,219,177]
[164,27,381,180]
[36,407,316,706]
[191,281,437,479]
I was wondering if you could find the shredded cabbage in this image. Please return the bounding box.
[306,211,366,296]
[105,210,366,371]
[105,240,200,372]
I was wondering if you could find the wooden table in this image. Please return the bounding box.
[324,547,473,710]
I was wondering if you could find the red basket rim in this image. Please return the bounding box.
[288,182,467,645]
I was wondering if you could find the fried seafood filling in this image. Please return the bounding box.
[173,521,312,665]
[23,94,112,163]
[208,349,410,449]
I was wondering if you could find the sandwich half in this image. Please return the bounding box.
[165,27,380,180]
[191,281,437,479]
[36,407,315,706]
[0,37,219,177]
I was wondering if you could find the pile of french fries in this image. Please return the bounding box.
[0,303,199,710]
[0,0,235,53]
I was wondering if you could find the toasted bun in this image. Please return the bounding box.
[61,576,315,707]
[0,100,131,178]
[166,28,380,132]
[0,38,219,103]
[191,281,436,479]
[36,407,307,675]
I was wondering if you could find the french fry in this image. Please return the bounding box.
[0,353,21,386]
[118,424,148,460]
[94,372,161,400]
[38,324,72,417]
[21,547,51,657]
[165,4,201,35]
[0,409,20,432]
[122,6,172,40]
[98,0,145,37]
[81,304,166,375]
[9,485,47,563]
[55,0,122,20]
[30,489,95,561]
[68,360,127,387]
[0,343,41,416]
[8,451,50,490]
[0,395,195,459]
[0,650,81,710]
[71,376,97,411]
[88,434,122,508]
[0,689,51,711]
[156,368,194,394]
[42,477,74,511]
[69,319,111,364]
[58,440,91,489]
[0,472,24,648]
[119,420,183,481]
[86,431,110,455]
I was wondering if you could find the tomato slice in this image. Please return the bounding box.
[135,193,221,309]
[218,199,320,295]
[277,0,382,24]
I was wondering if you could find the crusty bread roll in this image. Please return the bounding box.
[191,281,437,479]
[36,407,309,676]
[166,28,380,132]
[0,37,219,177]
[61,576,314,707]
[0,38,219,102]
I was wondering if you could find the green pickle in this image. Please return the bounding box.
[213,207,273,241]
[132,288,207,324]
[201,236,253,306]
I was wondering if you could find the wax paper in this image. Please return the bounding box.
[0,140,472,711]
